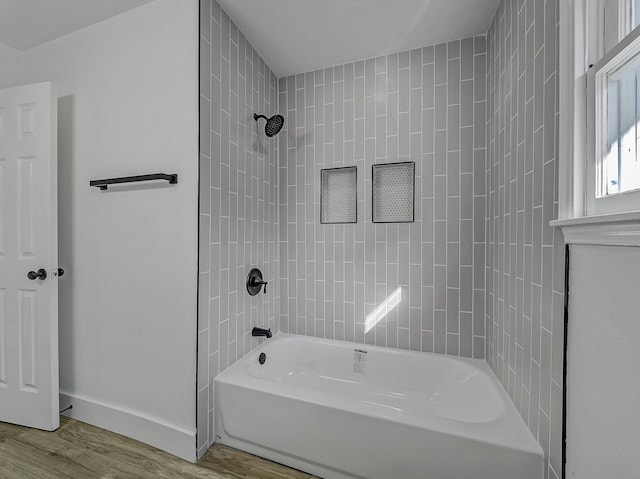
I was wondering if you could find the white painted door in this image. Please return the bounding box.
[0,82,59,431]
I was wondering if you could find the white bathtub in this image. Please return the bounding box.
[214,334,543,479]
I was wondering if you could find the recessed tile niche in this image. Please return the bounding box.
[372,161,415,223]
[320,166,357,224]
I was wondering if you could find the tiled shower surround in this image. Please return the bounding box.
[486,0,564,478]
[198,0,280,456]
[278,39,488,358]
[198,0,564,472]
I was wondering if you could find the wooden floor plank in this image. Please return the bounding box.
[12,431,159,479]
[0,422,29,442]
[0,437,89,479]
[0,419,317,479]
[54,420,220,479]
[200,445,320,479]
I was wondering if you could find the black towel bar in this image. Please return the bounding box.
[90,173,178,190]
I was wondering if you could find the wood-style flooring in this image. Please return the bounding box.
[0,417,319,479]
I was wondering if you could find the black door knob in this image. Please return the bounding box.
[27,269,47,281]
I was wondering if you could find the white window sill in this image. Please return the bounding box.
[551,211,640,246]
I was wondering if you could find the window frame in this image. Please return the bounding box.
[559,0,640,220]
[586,24,640,215]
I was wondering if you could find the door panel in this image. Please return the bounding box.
[0,82,58,431]
[0,289,6,387]
[18,156,36,257]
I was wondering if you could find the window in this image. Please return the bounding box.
[556,0,640,244]
[603,45,640,195]
[585,0,640,215]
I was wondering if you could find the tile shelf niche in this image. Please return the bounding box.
[319,162,416,224]
[320,166,358,224]
[372,161,415,223]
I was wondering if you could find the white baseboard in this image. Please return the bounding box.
[59,391,197,462]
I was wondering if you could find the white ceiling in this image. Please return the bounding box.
[217,0,501,78]
[0,0,500,76]
[0,0,154,51]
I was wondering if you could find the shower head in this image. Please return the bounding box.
[254,113,284,137]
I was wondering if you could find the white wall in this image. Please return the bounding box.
[4,0,200,461]
[567,245,640,478]
[0,41,22,87]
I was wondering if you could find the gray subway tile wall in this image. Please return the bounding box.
[198,0,280,458]
[486,1,563,478]
[278,38,488,358]
[198,0,563,473]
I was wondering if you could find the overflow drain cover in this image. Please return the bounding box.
[259,353,266,365]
